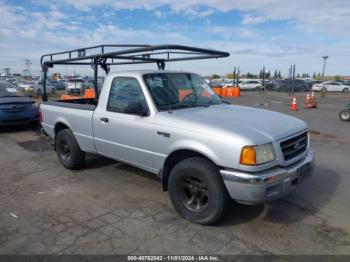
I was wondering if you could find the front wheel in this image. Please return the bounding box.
[343,88,349,92]
[36,89,42,95]
[168,157,229,225]
[339,109,350,122]
[56,129,85,169]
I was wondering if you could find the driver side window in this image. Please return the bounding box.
[107,77,147,114]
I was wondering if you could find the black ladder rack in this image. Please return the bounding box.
[40,44,230,102]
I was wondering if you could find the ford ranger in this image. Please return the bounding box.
[40,45,314,224]
[41,70,314,224]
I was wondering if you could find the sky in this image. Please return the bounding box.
[0,0,350,77]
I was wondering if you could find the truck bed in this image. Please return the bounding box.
[40,100,97,153]
[44,100,96,111]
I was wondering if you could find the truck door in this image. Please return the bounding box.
[93,77,154,171]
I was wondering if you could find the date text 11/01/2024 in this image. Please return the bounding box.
[127,255,220,261]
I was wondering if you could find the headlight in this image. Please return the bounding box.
[240,143,275,166]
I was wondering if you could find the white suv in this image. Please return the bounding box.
[312,81,350,92]
[238,80,262,90]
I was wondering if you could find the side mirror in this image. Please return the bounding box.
[124,101,149,117]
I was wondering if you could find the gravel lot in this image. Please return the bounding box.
[0,91,350,256]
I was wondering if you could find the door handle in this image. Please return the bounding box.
[100,117,109,123]
[157,131,170,138]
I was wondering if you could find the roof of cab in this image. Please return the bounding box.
[108,70,196,76]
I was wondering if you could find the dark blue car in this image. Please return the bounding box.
[0,80,39,126]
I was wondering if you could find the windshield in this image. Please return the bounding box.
[143,73,223,111]
[0,82,25,97]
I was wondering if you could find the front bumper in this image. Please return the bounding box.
[0,110,39,126]
[220,149,315,205]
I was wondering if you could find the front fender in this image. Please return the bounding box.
[166,139,222,166]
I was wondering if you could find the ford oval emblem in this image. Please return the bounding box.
[294,142,300,149]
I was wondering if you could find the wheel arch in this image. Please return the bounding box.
[161,148,221,191]
[54,121,72,150]
[54,121,71,136]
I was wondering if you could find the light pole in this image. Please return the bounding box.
[322,56,328,80]
[3,68,11,76]
[25,59,32,77]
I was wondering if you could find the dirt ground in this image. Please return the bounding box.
[0,91,350,256]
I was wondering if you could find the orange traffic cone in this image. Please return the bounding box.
[304,93,312,109]
[290,96,298,111]
[310,91,317,108]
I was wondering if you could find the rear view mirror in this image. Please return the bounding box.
[124,101,149,116]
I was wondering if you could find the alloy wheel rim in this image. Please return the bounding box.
[180,176,209,212]
[60,140,71,160]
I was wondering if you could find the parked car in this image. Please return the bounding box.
[41,70,315,225]
[312,81,350,92]
[65,78,84,94]
[16,80,35,93]
[238,80,262,90]
[0,81,39,126]
[209,81,223,88]
[273,79,309,92]
[33,80,56,95]
[265,80,276,90]
[5,78,17,84]
[305,80,323,89]
[48,80,65,90]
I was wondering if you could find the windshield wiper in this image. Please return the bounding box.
[210,100,230,105]
[171,103,210,110]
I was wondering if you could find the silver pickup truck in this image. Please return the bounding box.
[41,70,314,224]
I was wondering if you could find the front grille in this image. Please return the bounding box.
[2,106,26,113]
[280,132,308,161]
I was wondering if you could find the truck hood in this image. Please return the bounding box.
[157,104,307,144]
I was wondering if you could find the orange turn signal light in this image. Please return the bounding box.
[240,146,256,166]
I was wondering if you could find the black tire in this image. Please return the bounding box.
[339,109,350,122]
[36,89,42,95]
[321,87,327,92]
[343,88,349,92]
[51,88,56,94]
[168,157,229,225]
[55,129,85,170]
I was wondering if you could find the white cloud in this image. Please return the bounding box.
[1,0,350,76]
[58,0,350,32]
[154,10,166,18]
[208,26,257,38]
[242,15,267,25]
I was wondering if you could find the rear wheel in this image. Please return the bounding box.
[168,157,229,225]
[56,129,85,169]
[343,88,349,92]
[339,109,350,122]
